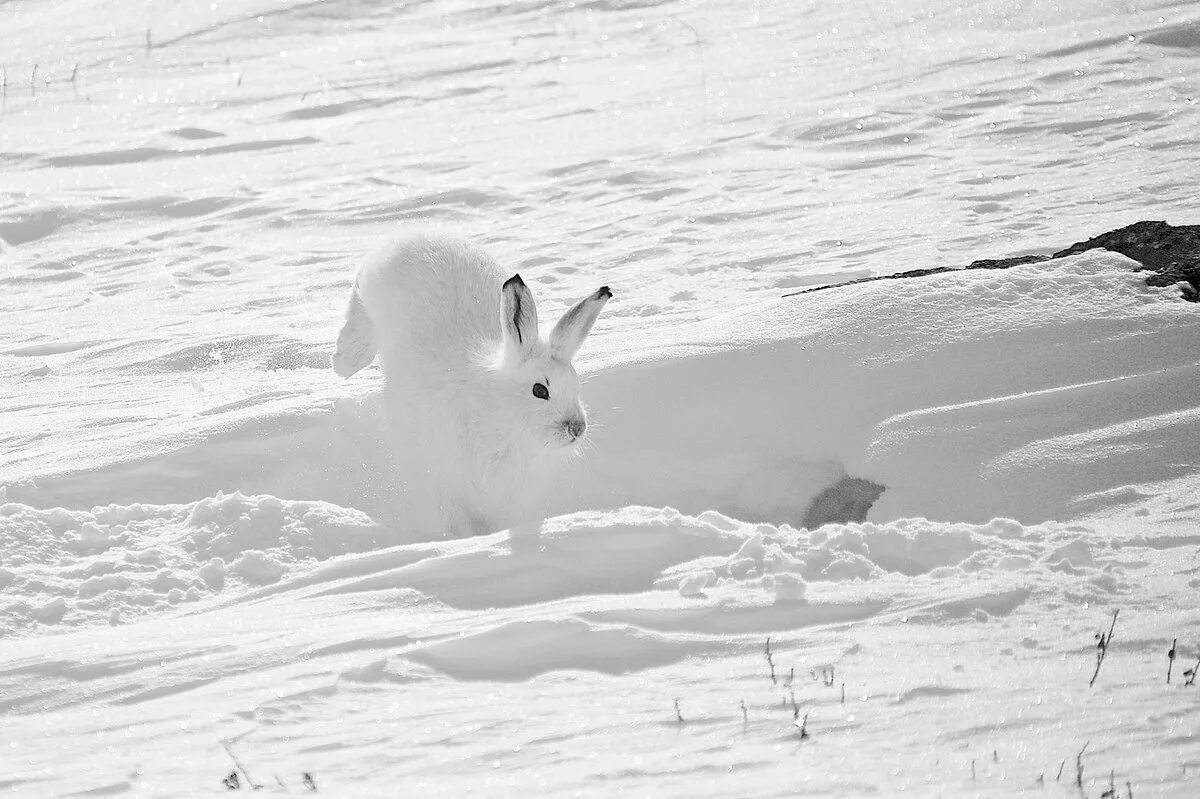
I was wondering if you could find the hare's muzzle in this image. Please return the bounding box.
[563,417,586,441]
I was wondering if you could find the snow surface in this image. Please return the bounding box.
[3,0,1200,796]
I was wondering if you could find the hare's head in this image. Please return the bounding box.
[496,275,611,450]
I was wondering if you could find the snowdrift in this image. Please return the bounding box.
[0,502,1155,796]
[9,249,1196,528]
[563,250,1200,526]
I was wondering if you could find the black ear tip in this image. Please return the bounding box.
[504,273,526,289]
[598,286,612,299]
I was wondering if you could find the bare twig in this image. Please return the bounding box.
[1090,610,1120,687]
[764,637,777,685]
[223,741,263,791]
[1168,638,1177,684]
[674,697,683,725]
[1186,652,1200,686]
[796,711,809,739]
[1056,758,1065,782]
[1100,769,1116,799]
[1075,741,1089,789]
[30,63,37,97]
[740,700,747,726]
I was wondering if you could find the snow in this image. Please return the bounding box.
[4,0,1200,795]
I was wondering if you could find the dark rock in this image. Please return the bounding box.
[787,267,956,294]
[1051,220,1200,298]
[964,254,1052,270]
[792,221,1200,301]
[802,477,886,529]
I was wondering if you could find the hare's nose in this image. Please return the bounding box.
[564,417,586,439]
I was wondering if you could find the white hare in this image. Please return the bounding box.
[332,232,611,540]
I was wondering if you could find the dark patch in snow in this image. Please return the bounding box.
[802,476,886,529]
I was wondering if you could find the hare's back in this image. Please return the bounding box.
[357,232,505,362]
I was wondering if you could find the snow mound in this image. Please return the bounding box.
[8,251,1197,538]
[0,489,1121,643]
[0,493,383,634]
[0,493,1183,796]
[406,619,711,681]
[562,251,1200,526]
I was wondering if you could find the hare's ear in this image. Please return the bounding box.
[332,289,377,378]
[550,286,611,361]
[501,274,539,358]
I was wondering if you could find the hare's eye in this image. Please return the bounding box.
[532,382,550,400]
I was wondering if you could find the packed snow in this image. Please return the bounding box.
[3,0,1200,796]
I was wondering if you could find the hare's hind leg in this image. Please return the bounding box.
[332,289,377,378]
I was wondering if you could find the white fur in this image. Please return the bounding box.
[332,232,610,539]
